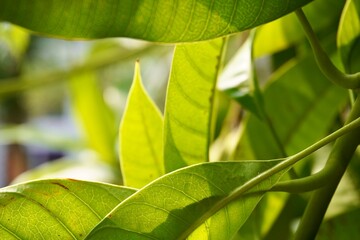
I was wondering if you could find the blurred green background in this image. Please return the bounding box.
[0,23,173,186]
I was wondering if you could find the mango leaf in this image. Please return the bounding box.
[0,0,312,42]
[234,55,348,238]
[0,179,136,239]
[69,72,117,165]
[337,0,360,73]
[218,32,263,119]
[254,0,344,57]
[86,160,287,240]
[317,208,360,240]
[120,62,164,188]
[164,38,225,172]
[235,55,348,160]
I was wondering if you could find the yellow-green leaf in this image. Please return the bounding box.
[0,0,312,42]
[120,62,164,188]
[86,160,287,240]
[0,179,136,239]
[337,0,360,73]
[164,38,225,172]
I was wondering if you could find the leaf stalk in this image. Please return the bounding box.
[295,9,360,89]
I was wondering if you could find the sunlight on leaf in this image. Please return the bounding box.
[86,160,287,240]
[0,0,312,42]
[337,0,360,73]
[0,179,136,239]
[120,62,164,188]
[254,0,344,57]
[164,38,225,172]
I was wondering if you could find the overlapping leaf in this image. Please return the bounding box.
[218,32,265,120]
[254,0,344,57]
[235,56,348,160]
[120,62,164,188]
[337,0,360,73]
[164,38,225,172]
[0,0,312,42]
[86,160,287,240]
[0,179,136,239]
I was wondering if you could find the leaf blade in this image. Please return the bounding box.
[164,38,225,172]
[86,160,287,240]
[120,62,164,188]
[337,0,360,73]
[0,0,312,42]
[0,179,136,239]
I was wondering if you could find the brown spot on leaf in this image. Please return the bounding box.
[52,182,69,190]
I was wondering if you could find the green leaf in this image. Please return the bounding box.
[218,32,263,119]
[0,0,312,42]
[120,62,164,188]
[337,0,360,73]
[317,208,360,240]
[235,55,348,160]
[86,160,287,240]
[254,0,344,57]
[69,72,117,165]
[164,38,225,172]
[0,179,136,239]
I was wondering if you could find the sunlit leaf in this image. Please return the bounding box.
[0,0,312,42]
[164,38,225,172]
[69,72,116,165]
[120,62,164,188]
[254,0,344,57]
[86,160,287,240]
[0,179,136,239]
[337,0,360,73]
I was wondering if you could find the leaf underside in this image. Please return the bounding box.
[164,38,225,172]
[0,0,312,42]
[86,160,287,240]
[0,179,136,240]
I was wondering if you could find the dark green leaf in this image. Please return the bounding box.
[235,56,348,160]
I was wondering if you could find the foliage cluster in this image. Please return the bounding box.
[0,0,360,239]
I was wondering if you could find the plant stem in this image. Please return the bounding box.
[295,8,360,89]
[180,112,360,239]
[294,96,360,239]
